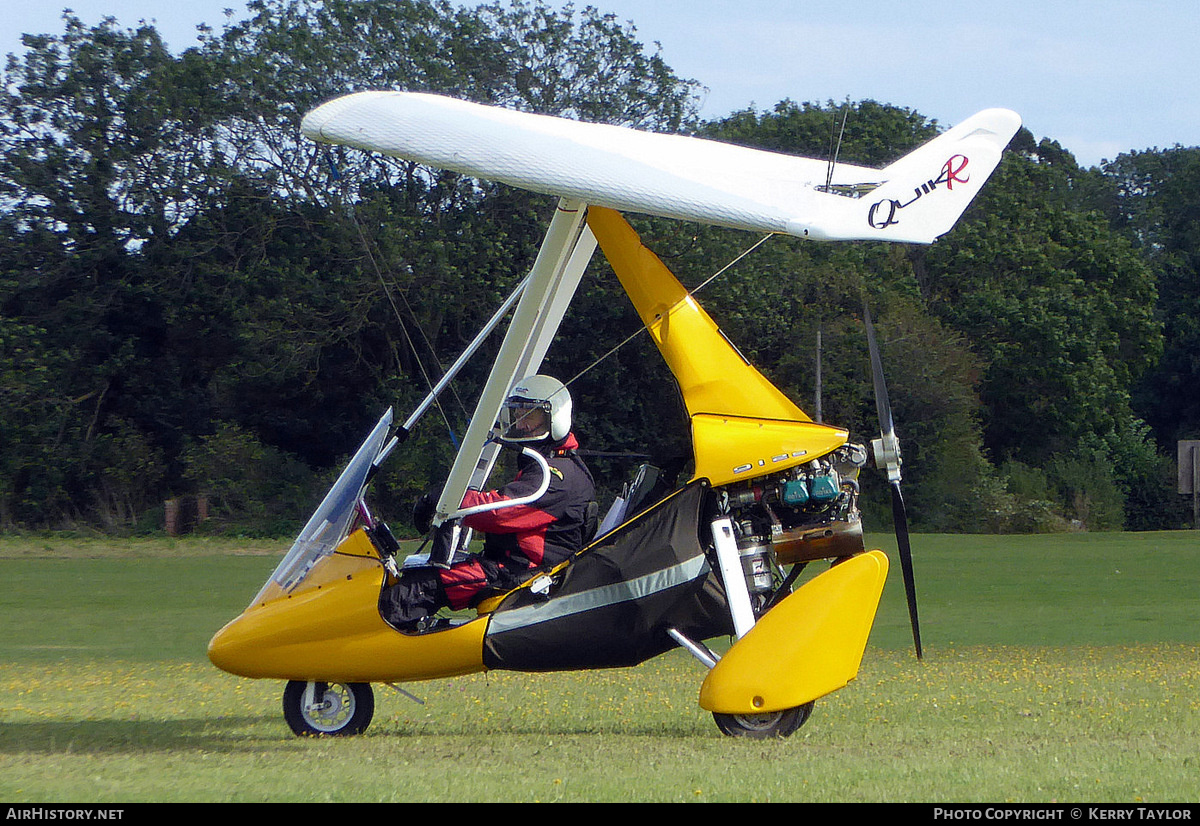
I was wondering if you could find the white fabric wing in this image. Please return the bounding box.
[302,91,1020,244]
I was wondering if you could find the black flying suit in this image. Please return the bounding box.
[438,433,595,609]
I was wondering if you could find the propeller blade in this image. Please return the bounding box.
[864,304,902,484]
[890,480,923,659]
[865,301,922,658]
[864,304,894,442]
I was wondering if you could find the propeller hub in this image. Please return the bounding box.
[871,434,902,483]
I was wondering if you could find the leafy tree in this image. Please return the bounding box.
[688,102,999,531]
[1106,147,1200,446]
[2,2,1194,534]
[185,0,705,513]
[0,16,224,526]
[920,137,1168,529]
[702,98,936,166]
[0,2,704,529]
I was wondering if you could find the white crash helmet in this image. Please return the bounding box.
[498,374,572,444]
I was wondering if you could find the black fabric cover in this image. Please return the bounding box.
[482,482,733,672]
[378,567,444,627]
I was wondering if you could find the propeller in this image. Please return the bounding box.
[864,303,923,660]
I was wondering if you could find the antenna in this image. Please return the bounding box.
[815,325,823,423]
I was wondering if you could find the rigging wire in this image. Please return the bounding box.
[329,152,777,437]
[495,229,776,452]
[328,150,475,441]
[562,230,775,392]
[351,212,465,443]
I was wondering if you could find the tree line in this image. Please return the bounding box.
[1,0,1196,535]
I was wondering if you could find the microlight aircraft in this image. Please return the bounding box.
[208,92,1020,738]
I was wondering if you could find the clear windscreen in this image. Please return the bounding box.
[250,408,394,606]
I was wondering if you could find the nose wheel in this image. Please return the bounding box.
[282,680,375,736]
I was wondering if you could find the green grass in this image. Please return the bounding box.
[867,531,1200,649]
[1,531,1199,802]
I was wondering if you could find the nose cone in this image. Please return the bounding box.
[208,612,268,678]
[206,559,405,681]
[206,593,335,680]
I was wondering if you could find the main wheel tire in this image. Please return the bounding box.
[282,680,374,737]
[712,701,814,739]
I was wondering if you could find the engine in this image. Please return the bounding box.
[714,443,869,605]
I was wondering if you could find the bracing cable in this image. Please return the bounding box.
[561,231,775,393]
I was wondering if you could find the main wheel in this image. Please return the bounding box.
[712,701,814,739]
[282,680,374,737]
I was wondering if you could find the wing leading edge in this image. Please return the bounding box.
[301,91,1020,244]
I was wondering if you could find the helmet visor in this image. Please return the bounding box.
[499,398,551,442]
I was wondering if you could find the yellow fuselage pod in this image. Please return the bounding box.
[587,207,848,485]
[207,529,488,683]
[691,413,850,489]
[698,549,889,714]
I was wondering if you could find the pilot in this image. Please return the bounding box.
[381,374,596,629]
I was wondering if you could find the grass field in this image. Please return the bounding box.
[1,531,1198,802]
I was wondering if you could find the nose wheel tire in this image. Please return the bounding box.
[712,701,814,739]
[282,680,374,736]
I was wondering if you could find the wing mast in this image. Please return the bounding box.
[433,200,597,527]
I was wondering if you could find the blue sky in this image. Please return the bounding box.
[5,1,1199,168]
